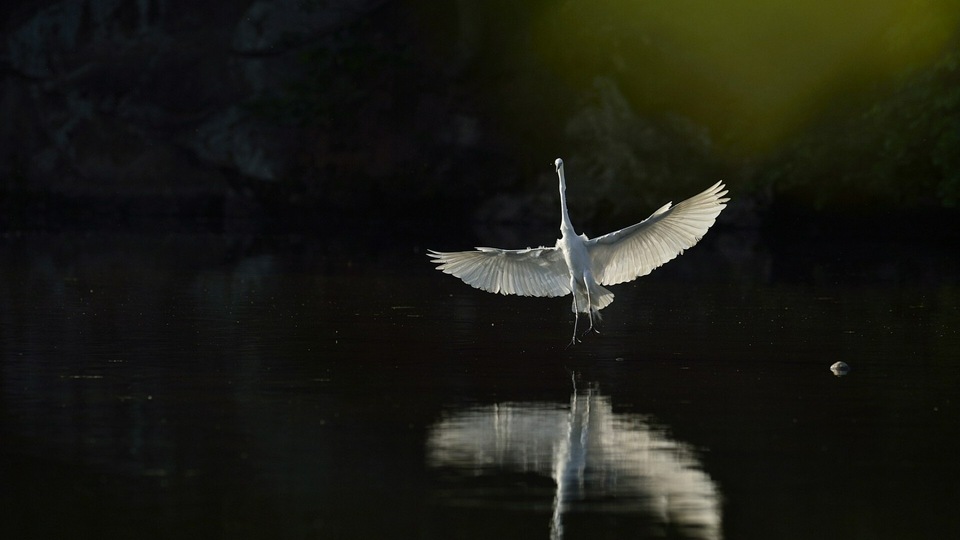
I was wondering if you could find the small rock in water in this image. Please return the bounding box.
[830,361,850,376]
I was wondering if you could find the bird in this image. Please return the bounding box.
[428,158,729,344]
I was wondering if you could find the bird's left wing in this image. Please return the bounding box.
[586,181,729,286]
[427,246,571,297]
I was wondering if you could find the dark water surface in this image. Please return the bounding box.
[2,231,958,539]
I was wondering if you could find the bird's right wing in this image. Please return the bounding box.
[586,181,729,286]
[427,246,571,297]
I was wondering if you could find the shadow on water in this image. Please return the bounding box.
[1,230,958,539]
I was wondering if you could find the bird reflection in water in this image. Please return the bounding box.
[426,376,722,539]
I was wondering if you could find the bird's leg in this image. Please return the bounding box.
[583,277,595,335]
[568,311,580,347]
[569,277,581,346]
[587,309,600,335]
[582,277,600,336]
[569,303,581,346]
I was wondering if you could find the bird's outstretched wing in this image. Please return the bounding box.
[586,181,729,286]
[427,246,571,297]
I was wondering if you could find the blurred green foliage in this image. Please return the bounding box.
[533,0,960,157]
[759,41,960,209]
[251,0,960,219]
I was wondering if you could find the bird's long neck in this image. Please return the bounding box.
[558,166,574,234]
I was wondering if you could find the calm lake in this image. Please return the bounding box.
[1,228,958,539]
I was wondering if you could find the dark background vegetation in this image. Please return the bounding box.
[3,0,959,237]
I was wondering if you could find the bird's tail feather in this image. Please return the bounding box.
[571,284,614,315]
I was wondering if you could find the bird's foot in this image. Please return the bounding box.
[584,317,600,336]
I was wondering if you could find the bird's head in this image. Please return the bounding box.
[554,158,564,172]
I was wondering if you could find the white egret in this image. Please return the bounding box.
[428,158,729,344]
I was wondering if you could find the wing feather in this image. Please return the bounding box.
[587,181,729,286]
[427,246,571,297]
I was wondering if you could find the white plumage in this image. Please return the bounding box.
[429,158,729,343]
